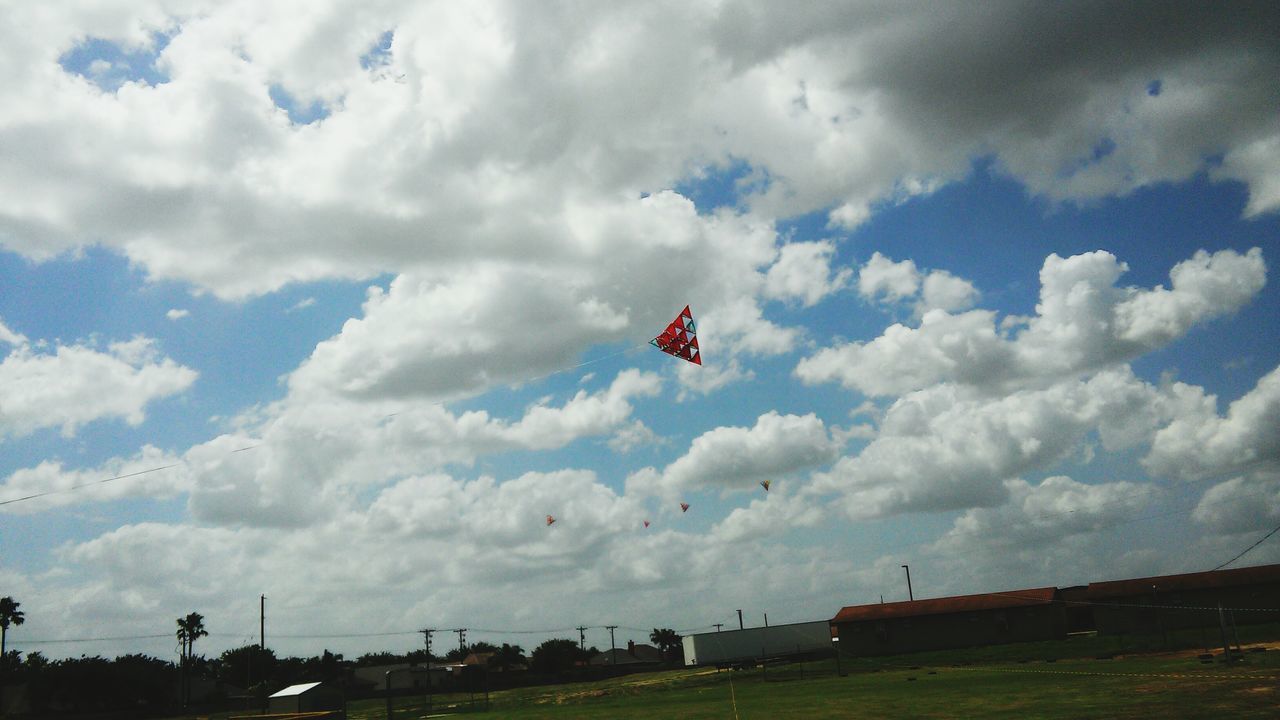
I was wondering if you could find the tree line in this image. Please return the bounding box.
[0,597,685,715]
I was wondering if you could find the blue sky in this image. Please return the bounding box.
[2,2,1278,662]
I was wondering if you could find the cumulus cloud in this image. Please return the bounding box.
[710,492,827,544]
[797,248,1266,397]
[0,445,187,514]
[22,466,856,657]
[858,253,920,303]
[0,336,197,438]
[763,240,851,307]
[0,3,1275,301]
[1144,364,1280,481]
[856,253,979,318]
[165,308,190,320]
[627,411,840,500]
[1191,470,1280,536]
[810,368,1166,518]
[186,369,661,527]
[915,476,1160,590]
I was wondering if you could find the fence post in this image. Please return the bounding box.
[385,670,393,720]
[1218,603,1232,662]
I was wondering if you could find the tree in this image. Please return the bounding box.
[176,611,208,662]
[530,638,586,673]
[650,628,683,663]
[488,643,526,671]
[218,644,277,688]
[1,596,24,656]
[176,612,208,705]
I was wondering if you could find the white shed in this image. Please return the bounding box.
[267,681,345,716]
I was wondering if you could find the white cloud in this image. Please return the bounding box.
[0,3,1273,302]
[710,492,827,544]
[913,476,1161,591]
[1191,470,1280,535]
[798,248,1266,397]
[1144,364,1280,481]
[1114,248,1266,347]
[920,270,979,314]
[185,369,661,528]
[166,308,190,320]
[627,411,840,500]
[286,297,316,313]
[0,336,197,438]
[763,240,851,307]
[0,318,26,345]
[0,445,187,514]
[857,252,919,303]
[810,368,1166,518]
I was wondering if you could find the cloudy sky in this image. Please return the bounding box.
[3,1,1279,662]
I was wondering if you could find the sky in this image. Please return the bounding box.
[2,1,1279,663]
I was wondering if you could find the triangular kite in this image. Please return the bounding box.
[651,305,702,366]
[546,515,556,526]
[761,480,771,492]
[680,502,690,513]
[643,520,650,528]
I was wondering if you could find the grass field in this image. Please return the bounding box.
[171,631,1280,719]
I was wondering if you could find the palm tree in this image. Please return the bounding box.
[176,612,208,705]
[0,596,23,656]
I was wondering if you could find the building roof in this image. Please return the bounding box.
[589,645,663,666]
[832,587,1057,624]
[269,682,323,698]
[1087,563,1280,599]
[462,651,494,666]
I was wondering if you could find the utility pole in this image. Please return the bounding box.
[577,626,588,653]
[764,613,769,627]
[420,628,434,659]
[455,628,467,656]
[736,609,743,630]
[606,626,618,665]
[714,624,723,632]
[260,594,266,649]
[901,565,914,601]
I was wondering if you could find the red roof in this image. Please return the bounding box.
[1087,563,1280,599]
[831,587,1057,624]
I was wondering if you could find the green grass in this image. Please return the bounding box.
[165,631,1280,720]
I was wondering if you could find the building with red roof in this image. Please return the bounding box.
[830,587,1066,657]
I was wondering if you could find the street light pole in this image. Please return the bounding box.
[902,565,914,601]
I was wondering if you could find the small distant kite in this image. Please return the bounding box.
[546,515,556,526]
[680,502,690,513]
[643,520,651,528]
[651,305,701,366]
[761,480,771,492]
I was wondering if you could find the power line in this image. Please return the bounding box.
[1211,521,1280,571]
[0,464,181,507]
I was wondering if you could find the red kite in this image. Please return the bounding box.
[680,502,690,513]
[546,515,556,526]
[643,520,650,528]
[761,480,771,492]
[651,305,701,365]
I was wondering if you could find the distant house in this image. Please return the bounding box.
[589,641,663,666]
[831,587,1066,657]
[352,663,448,691]
[267,682,345,717]
[1088,563,1280,637]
